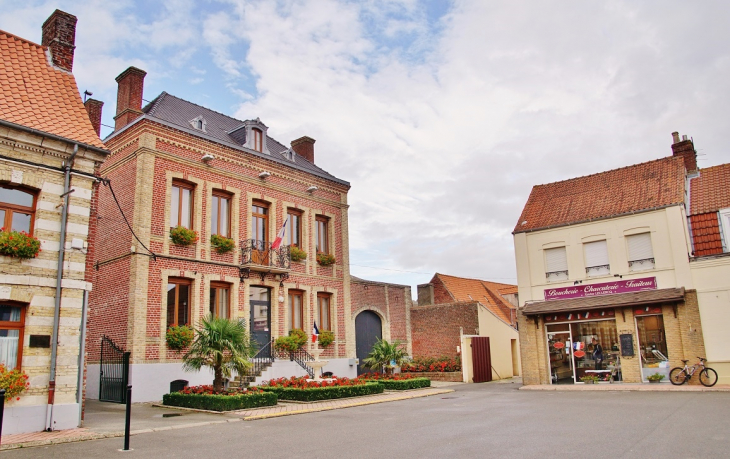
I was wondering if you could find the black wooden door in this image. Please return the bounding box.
[355,311,382,375]
[250,287,271,356]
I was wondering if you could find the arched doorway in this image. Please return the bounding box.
[355,310,382,375]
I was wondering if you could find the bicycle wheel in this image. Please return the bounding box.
[669,367,687,385]
[699,368,718,387]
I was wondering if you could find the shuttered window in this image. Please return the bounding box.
[584,240,610,276]
[627,233,655,271]
[545,247,568,281]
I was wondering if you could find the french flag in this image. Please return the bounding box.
[312,321,320,343]
[271,216,289,250]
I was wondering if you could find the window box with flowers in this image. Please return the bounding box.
[170,226,198,246]
[316,253,335,266]
[318,330,335,349]
[0,363,30,401]
[0,230,41,259]
[290,246,307,262]
[210,234,235,254]
[166,325,194,351]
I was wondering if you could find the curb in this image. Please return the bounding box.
[519,384,730,392]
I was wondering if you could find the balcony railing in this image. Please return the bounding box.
[240,239,291,271]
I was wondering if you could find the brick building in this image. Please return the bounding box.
[86,67,356,401]
[513,132,723,385]
[413,273,520,382]
[0,11,108,434]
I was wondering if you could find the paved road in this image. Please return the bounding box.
[8,382,730,458]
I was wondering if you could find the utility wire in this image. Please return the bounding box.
[101,178,157,261]
[350,263,517,280]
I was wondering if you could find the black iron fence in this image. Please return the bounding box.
[240,239,291,269]
[99,335,130,403]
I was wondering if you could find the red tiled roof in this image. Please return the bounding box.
[689,213,723,256]
[690,164,730,215]
[514,156,686,233]
[433,273,516,325]
[0,30,105,149]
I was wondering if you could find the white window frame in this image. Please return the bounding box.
[627,233,655,271]
[720,208,730,253]
[584,240,610,277]
[545,247,569,282]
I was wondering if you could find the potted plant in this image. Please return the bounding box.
[210,234,235,254]
[290,246,307,262]
[170,226,198,246]
[316,252,336,266]
[318,330,335,348]
[0,229,41,259]
[166,324,194,350]
[647,373,665,383]
[580,374,600,384]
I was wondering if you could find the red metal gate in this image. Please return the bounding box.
[471,337,492,383]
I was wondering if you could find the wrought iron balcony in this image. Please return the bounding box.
[240,239,291,278]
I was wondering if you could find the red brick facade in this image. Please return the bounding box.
[350,278,412,351]
[410,302,479,359]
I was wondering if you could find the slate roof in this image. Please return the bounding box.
[126,92,348,185]
[689,163,730,215]
[514,156,686,234]
[522,287,685,315]
[0,30,106,149]
[433,273,516,326]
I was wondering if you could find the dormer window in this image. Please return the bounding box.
[253,128,263,152]
[228,118,270,155]
[197,119,203,130]
[190,116,206,132]
[282,149,295,162]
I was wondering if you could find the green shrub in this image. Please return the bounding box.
[362,378,431,390]
[275,329,307,352]
[210,234,235,254]
[290,246,307,262]
[162,391,277,411]
[260,382,383,401]
[0,230,41,259]
[170,226,199,246]
[318,330,335,348]
[316,252,336,266]
[166,325,194,350]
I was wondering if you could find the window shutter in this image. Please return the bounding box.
[627,233,653,261]
[545,247,568,272]
[584,240,609,268]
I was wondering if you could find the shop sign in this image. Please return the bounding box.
[544,277,657,301]
[544,309,615,323]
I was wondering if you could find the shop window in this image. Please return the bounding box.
[287,209,302,248]
[211,190,232,238]
[0,185,36,234]
[584,240,609,277]
[627,233,655,271]
[317,292,332,331]
[548,319,619,384]
[636,314,669,381]
[167,278,191,327]
[0,303,25,370]
[315,216,329,254]
[170,180,194,229]
[210,282,230,319]
[288,290,304,331]
[545,247,568,281]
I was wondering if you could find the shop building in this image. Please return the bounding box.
[86,67,354,401]
[513,133,710,385]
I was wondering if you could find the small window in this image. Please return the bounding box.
[288,290,304,331]
[316,215,329,254]
[584,240,610,277]
[317,292,331,331]
[170,180,194,229]
[210,282,230,319]
[253,128,263,152]
[0,303,25,370]
[167,278,191,327]
[627,233,655,271]
[287,209,302,248]
[545,247,568,281]
[197,119,203,130]
[212,191,232,238]
[0,185,36,234]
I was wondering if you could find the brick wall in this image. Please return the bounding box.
[350,278,412,353]
[431,276,454,304]
[411,302,479,359]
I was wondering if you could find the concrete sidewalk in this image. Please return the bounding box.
[1,387,454,451]
[520,383,730,392]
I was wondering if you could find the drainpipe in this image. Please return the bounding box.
[46,144,78,431]
[77,290,89,426]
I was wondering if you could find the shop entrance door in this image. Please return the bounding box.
[547,327,574,384]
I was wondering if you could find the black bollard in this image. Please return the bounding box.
[0,388,5,447]
[123,385,132,451]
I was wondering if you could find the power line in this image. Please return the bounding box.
[100,178,157,261]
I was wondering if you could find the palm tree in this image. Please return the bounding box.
[362,338,409,375]
[183,315,254,392]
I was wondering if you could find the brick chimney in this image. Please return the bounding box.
[84,99,104,136]
[114,67,147,131]
[291,136,316,164]
[42,10,77,72]
[671,131,697,173]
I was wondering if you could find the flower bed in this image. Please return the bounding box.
[259,376,383,401]
[357,372,431,390]
[162,385,277,411]
[401,357,461,373]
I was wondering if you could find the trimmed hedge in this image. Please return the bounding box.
[261,382,383,401]
[162,391,278,411]
[364,378,431,390]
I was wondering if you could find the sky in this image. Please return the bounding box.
[2,0,729,293]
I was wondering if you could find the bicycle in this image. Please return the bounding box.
[669,357,718,387]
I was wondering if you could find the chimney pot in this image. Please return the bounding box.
[682,135,688,141]
[42,10,77,72]
[114,66,147,131]
[671,132,680,144]
[84,99,104,137]
[290,136,316,164]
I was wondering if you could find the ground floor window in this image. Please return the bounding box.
[635,311,669,381]
[288,290,303,331]
[167,278,191,327]
[210,282,230,319]
[0,303,25,369]
[317,293,331,331]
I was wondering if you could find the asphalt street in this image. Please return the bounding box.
[7,382,730,459]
